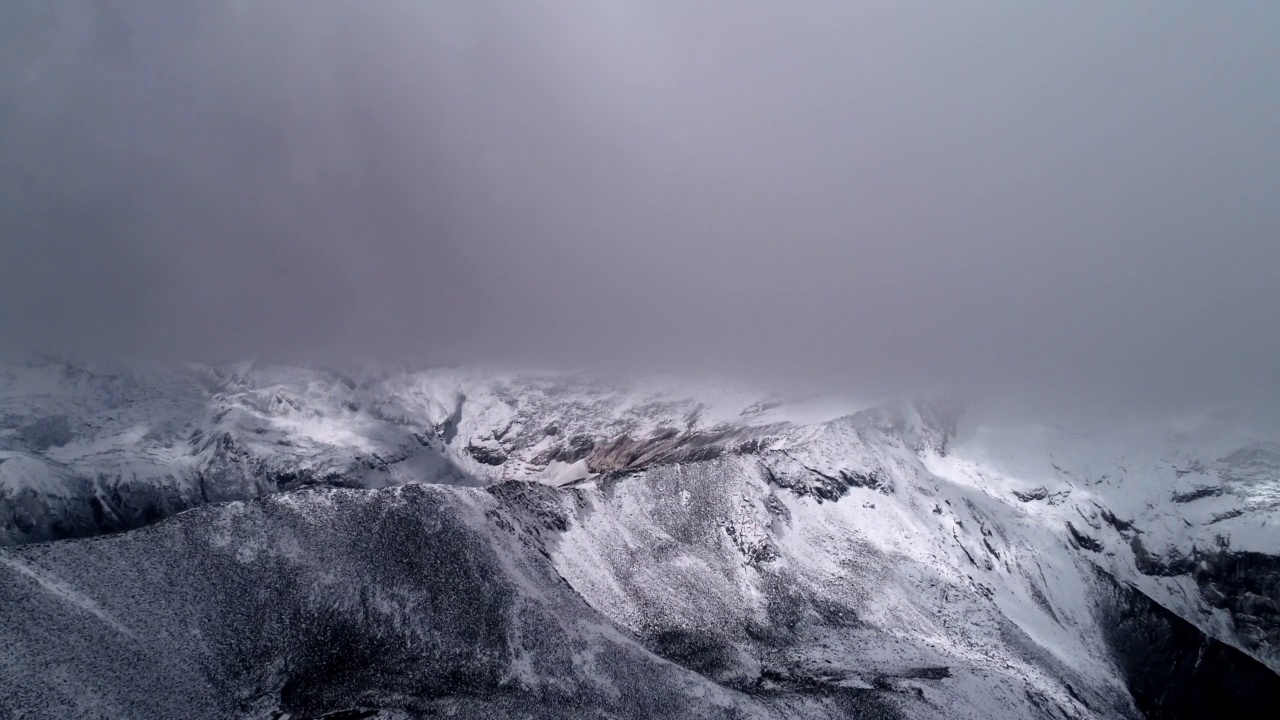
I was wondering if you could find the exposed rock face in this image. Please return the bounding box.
[1124,535,1280,671]
[1174,547,1280,667]
[1090,565,1280,718]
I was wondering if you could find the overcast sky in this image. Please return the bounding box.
[2,1,1278,407]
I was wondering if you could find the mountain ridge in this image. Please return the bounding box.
[1,356,1278,718]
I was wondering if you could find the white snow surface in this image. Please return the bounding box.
[1,355,1278,687]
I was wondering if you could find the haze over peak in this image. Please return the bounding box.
[2,1,1278,410]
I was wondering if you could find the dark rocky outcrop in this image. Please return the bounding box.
[582,426,783,474]
[1129,538,1280,671]
[465,443,508,466]
[1191,548,1280,668]
[767,463,892,502]
[1091,565,1280,718]
[1171,486,1224,503]
[1013,487,1052,502]
[1066,522,1105,553]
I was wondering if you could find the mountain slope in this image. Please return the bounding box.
[1,357,1278,718]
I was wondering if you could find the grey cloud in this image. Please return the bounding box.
[2,1,1278,409]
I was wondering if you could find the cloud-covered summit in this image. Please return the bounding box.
[2,2,1278,408]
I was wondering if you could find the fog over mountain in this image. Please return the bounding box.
[2,1,1278,409]
[4,6,1280,718]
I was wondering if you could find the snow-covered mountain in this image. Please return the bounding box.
[0,357,868,544]
[1,357,1277,718]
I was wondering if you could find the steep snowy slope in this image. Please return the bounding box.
[2,450,1276,718]
[1,356,1278,718]
[0,357,854,544]
[930,413,1280,672]
[0,358,472,544]
[1,485,792,719]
